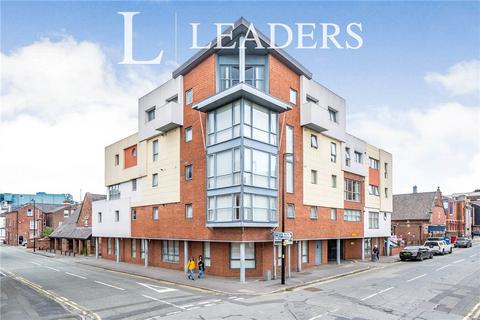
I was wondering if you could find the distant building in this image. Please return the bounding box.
[444,190,480,237]
[5,203,76,246]
[50,193,106,255]
[0,212,6,243]
[0,192,74,213]
[392,187,446,245]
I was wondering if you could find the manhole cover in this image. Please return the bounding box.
[303,287,322,292]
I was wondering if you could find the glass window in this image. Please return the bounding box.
[301,240,308,263]
[115,154,119,166]
[286,161,294,193]
[384,162,388,178]
[131,147,137,157]
[243,147,277,189]
[152,207,159,220]
[328,108,338,122]
[331,175,337,188]
[107,238,112,255]
[289,88,297,105]
[311,134,318,148]
[344,209,362,222]
[344,179,361,202]
[132,179,137,191]
[152,174,158,187]
[115,210,119,222]
[131,239,137,258]
[245,65,265,91]
[185,165,193,180]
[355,151,362,163]
[243,101,277,145]
[63,210,69,217]
[220,65,240,91]
[185,127,192,142]
[208,147,241,189]
[152,140,159,162]
[207,101,241,145]
[286,126,294,154]
[287,204,295,218]
[330,142,337,163]
[141,240,145,259]
[310,206,318,219]
[204,242,211,267]
[330,208,337,221]
[345,147,351,166]
[185,89,193,105]
[369,185,380,196]
[131,209,136,220]
[98,212,102,223]
[146,108,156,122]
[27,208,33,216]
[162,240,180,263]
[311,170,317,184]
[369,212,379,229]
[385,188,388,198]
[230,242,256,269]
[185,204,193,219]
[108,184,120,200]
[369,157,379,169]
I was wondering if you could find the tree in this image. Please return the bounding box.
[42,227,54,237]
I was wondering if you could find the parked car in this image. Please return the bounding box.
[424,240,452,255]
[400,246,433,261]
[427,237,451,245]
[454,237,472,248]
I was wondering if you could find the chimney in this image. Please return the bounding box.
[413,185,418,193]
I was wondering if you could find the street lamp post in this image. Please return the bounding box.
[32,199,36,252]
[281,152,293,285]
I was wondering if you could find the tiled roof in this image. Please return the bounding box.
[50,204,91,239]
[87,193,106,202]
[392,192,436,221]
[35,203,67,213]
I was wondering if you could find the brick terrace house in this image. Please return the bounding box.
[392,187,446,245]
[92,18,393,281]
[50,193,106,255]
[5,203,75,246]
[444,190,480,238]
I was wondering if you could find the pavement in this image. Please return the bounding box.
[30,248,399,295]
[1,241,479,320]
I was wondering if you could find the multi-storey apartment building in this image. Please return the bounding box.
[444,190,480,238]
[92,18,392,281]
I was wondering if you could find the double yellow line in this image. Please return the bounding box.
[4,270,100,320]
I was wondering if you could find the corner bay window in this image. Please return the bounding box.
[344,179,360,202]
[243,148,277,189]
[162,240,179,263]
[230,242,255,269]
[220,65,265,92]
[207,193,277,223]
[208,148,241,189]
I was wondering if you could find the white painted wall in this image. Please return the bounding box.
[92,181,141,238]
[342,133,367,177]
[364,208,392,237]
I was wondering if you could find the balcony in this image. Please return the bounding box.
[300,101,330,133]
[153,101,183,133]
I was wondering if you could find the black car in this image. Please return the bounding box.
[399,246,433,261]
[454,237,472,248]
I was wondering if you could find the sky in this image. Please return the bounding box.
[1,1,479,201]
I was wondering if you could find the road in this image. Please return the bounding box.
[1,243,479,320]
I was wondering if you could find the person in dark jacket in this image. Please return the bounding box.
[372,245,379,261]
[198,255,205,279]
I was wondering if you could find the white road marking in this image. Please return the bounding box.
[45,266,60,272]
[197,300,215,305]
[137,282,177,294]
[186,306,200,310]
[233,297,245,301]
[228,296,238,299]
[179,304,194,308]
[94,280,125,291]
[361,287,394,301]
[31,262,41,266]
[453,259,465,264]
[166,311,182,316]
[308,308,339,320]
[470,253,478,258]
[65,272,86,279]
[204,303,216,307]
[406,274,427,282]
[436,264,451,271]
[142,294,185,310]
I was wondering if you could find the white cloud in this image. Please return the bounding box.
[0,36,170,200]
[425,60,480,96]
[348,102,480,195]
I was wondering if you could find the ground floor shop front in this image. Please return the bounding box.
[95,236,390,282]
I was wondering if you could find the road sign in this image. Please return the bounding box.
[273,231,293,242]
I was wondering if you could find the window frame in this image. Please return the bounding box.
[301,240,308,263]
[185,89,193,105]
[162,240,180,263]
[131,209,136,221]
[146,107,156,122]
[368,211,379,229]
[330,142,337,163]
[131,239,137,258]
[185,203,193,219]
[230,242,256,269]
[185,127,193,142]
[152,139,159,162]
[114,210,119,222]
[287,203,295,219]
[310,206,318,219]
[330,208,337,221]
[354,151,362,163]
[289,88,298,105]
[185,164,193,181]
[311,170,317,184]
[344,209,362,222]
[344,179,361,202]
[328,107,338,123]
[203,242,211,267]
[98,212,102,223]
[152,173,158,187]
[331,175,337,188]
[369,157,379,169]
[369,184,380,196]
[345,147,351,167]
[152,207,159,221]
[115,154,119,166]
[311,134,318,149]
[132,179,137,191]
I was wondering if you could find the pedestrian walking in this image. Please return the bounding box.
[186,256,196,280]
[197,255,205,279]
[372,245,379,261]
